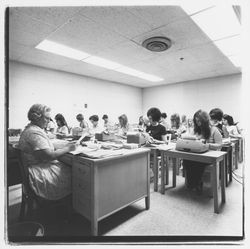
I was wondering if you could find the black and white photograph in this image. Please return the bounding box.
[3,0,248,246]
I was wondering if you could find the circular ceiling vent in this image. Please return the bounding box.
[142,37,172,52]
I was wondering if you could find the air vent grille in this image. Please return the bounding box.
[142,37,172,52]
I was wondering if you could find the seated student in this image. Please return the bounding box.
[209,108,229,138]
[55,113,70,137]
[183,110,222,194]
[222,114,242,138]
[18,104,76,200]
[76,113,88,129]
[102,114,114,131]
[146,107,168,143]
[138,115,150,132]
[186,118,194,134]
[116,114,130,137]
[181,114,187,130]
[169,113,186,139]
[45,118,56,139]
[160,112,170,130]
[89,115,103,135]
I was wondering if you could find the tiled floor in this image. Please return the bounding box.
[6,163,244,243]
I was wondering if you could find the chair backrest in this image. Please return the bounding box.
[12,144,34,198]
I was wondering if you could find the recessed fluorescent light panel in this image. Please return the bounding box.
[181,3,215,15]
[187,5,240,41]
[36,40,90,60]
[82,56,122,70]
[36,40,164,82]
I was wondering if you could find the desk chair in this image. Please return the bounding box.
[12,145,72,222]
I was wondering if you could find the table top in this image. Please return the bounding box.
[160,148,227,163]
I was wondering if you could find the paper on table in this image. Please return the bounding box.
[69,146,98,155]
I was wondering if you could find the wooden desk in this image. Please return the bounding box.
[160,149,227,214]
[60,148,150,236]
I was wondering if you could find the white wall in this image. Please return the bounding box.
[142,74,242,124]
[9,61,142,129]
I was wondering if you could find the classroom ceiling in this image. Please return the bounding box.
[9,6,241,88]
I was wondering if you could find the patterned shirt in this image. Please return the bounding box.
[18,123,71,200]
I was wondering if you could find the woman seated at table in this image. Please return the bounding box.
[76,113,89,129]
[88,115,103,136]
[18,104,76,200]
[222,114,242,138]
[55,113,70,138]
[169,113,186,139]
[209,108,229,138]
[146,107,168,143]
[183,110,222,194]
[116,114,130,137]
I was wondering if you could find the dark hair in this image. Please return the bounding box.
[147,107,161,122]
[209,108,223,121]
[118,114,128,128]
[102,114,108,120]
[89,115,99,122]
[223,114,235,126]
[170,113,180,129]
[55,113,68,128]
[193,110,211,140]
[76,113,84,121]
[161,112,167,119]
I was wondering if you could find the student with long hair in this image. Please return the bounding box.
[183,110,222,194]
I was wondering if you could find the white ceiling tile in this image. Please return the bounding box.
[9,27,46,47]
[127,6,187,28]
[9,9,56,37]
[78,6,152,39]
[9,40,31,60]
[49,13,127,54]
[132,17,210,52]
[11,7,80,27]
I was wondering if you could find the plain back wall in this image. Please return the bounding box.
[142,73,242,126]
[8,61,142,130]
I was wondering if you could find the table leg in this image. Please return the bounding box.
[225,152,228,187]
[221,157,226,203]
[235,142,239,169]
[212,162,220,214]
[165,157,169,185]
[91,218,98,236]
[161,151,166,194]
[145,196,150,210]
[153,150,158,192]
[229,147,233,183]
[172,158,177,188]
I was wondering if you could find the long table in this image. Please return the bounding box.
[159,149,227,214]
[59,148,150,236]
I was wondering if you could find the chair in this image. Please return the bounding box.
[12,144,72,222]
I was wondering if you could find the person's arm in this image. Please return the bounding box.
[229,126,242,138]
[208,128,222,150]
[34,143,76,161]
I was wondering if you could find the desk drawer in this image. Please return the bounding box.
[73,196,91,219]
[73,178,91,198]
[73,162,91,182]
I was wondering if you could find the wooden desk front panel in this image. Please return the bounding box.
[97,153,148,219]
[72,151,149,222]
